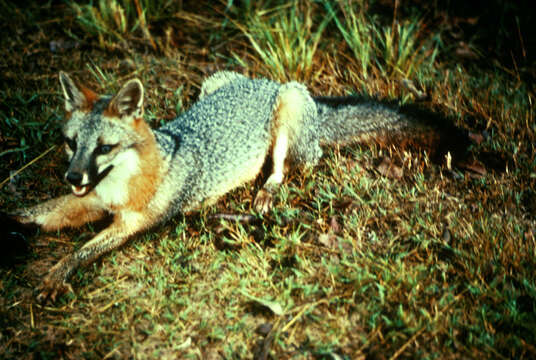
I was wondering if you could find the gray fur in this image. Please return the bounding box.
[154,74,281,217]
[314,98,408,144]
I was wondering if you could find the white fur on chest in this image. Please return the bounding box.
[95,148,141,207]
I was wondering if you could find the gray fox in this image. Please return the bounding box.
[1,71,470,302]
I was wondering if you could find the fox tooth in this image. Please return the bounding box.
[72,185,89,197]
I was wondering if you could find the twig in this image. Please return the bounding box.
[281,299,328,333]
[389,327,425,360]
[0,145,57,189]
[208,213,260,224]
[98,295,129,313]
[30,303,35,328]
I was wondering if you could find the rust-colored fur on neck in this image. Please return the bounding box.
[124,118,163,212]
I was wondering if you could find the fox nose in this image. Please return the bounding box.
[65,172,83,186]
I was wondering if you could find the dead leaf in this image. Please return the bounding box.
[330,216,342,234]
[318,233,337,249]
[468,132,485,145]
[253,323,275,360]
[442,229,451,243]
[255,323,273,336]
[461,161,487,177]
[240,291,284,315]
[49,39,79,53]
[400,79,427,100]
[333,197,355,211]
[208,213,260,224]
[377,157,403,179]
[455,41,479,59]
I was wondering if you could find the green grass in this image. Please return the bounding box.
[70,0,181,51]
[325,1,441,82]
[0,0,535,359]
[230,1,332,82]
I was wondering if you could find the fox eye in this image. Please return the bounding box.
[65,137,77,152]
[97,144,115,155]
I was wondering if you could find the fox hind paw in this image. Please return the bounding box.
[254,188,274,214]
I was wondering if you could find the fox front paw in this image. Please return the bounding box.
[36,276,74,304]
[254,188,274,214]
[36,258,75,303]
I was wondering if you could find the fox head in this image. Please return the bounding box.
[59,72,149,202]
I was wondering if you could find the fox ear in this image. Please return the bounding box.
[59,71,87,112]
[108,79,144,120]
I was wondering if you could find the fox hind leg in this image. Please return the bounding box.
[254,126,289,214]
[254,82,316,214]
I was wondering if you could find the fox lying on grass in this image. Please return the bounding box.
[1,71,471,302]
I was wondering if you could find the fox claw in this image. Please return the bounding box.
[37,260,75,303]
[37,279,74,303]
[254,188,274,214]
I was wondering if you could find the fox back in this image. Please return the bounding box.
[153,76,283,216]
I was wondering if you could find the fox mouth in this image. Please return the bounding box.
[67,165,113,197]
[71,185,90,197]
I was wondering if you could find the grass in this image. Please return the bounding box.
[0,0,535,359]
[229,1,332,82]
[325,1,441,82]
[70,0,180,51]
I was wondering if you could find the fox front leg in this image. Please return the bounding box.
[36,210,153,303]
[11,193,107,232]
[0,195,107,265]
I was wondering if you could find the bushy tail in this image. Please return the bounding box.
[313,96,472,161]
